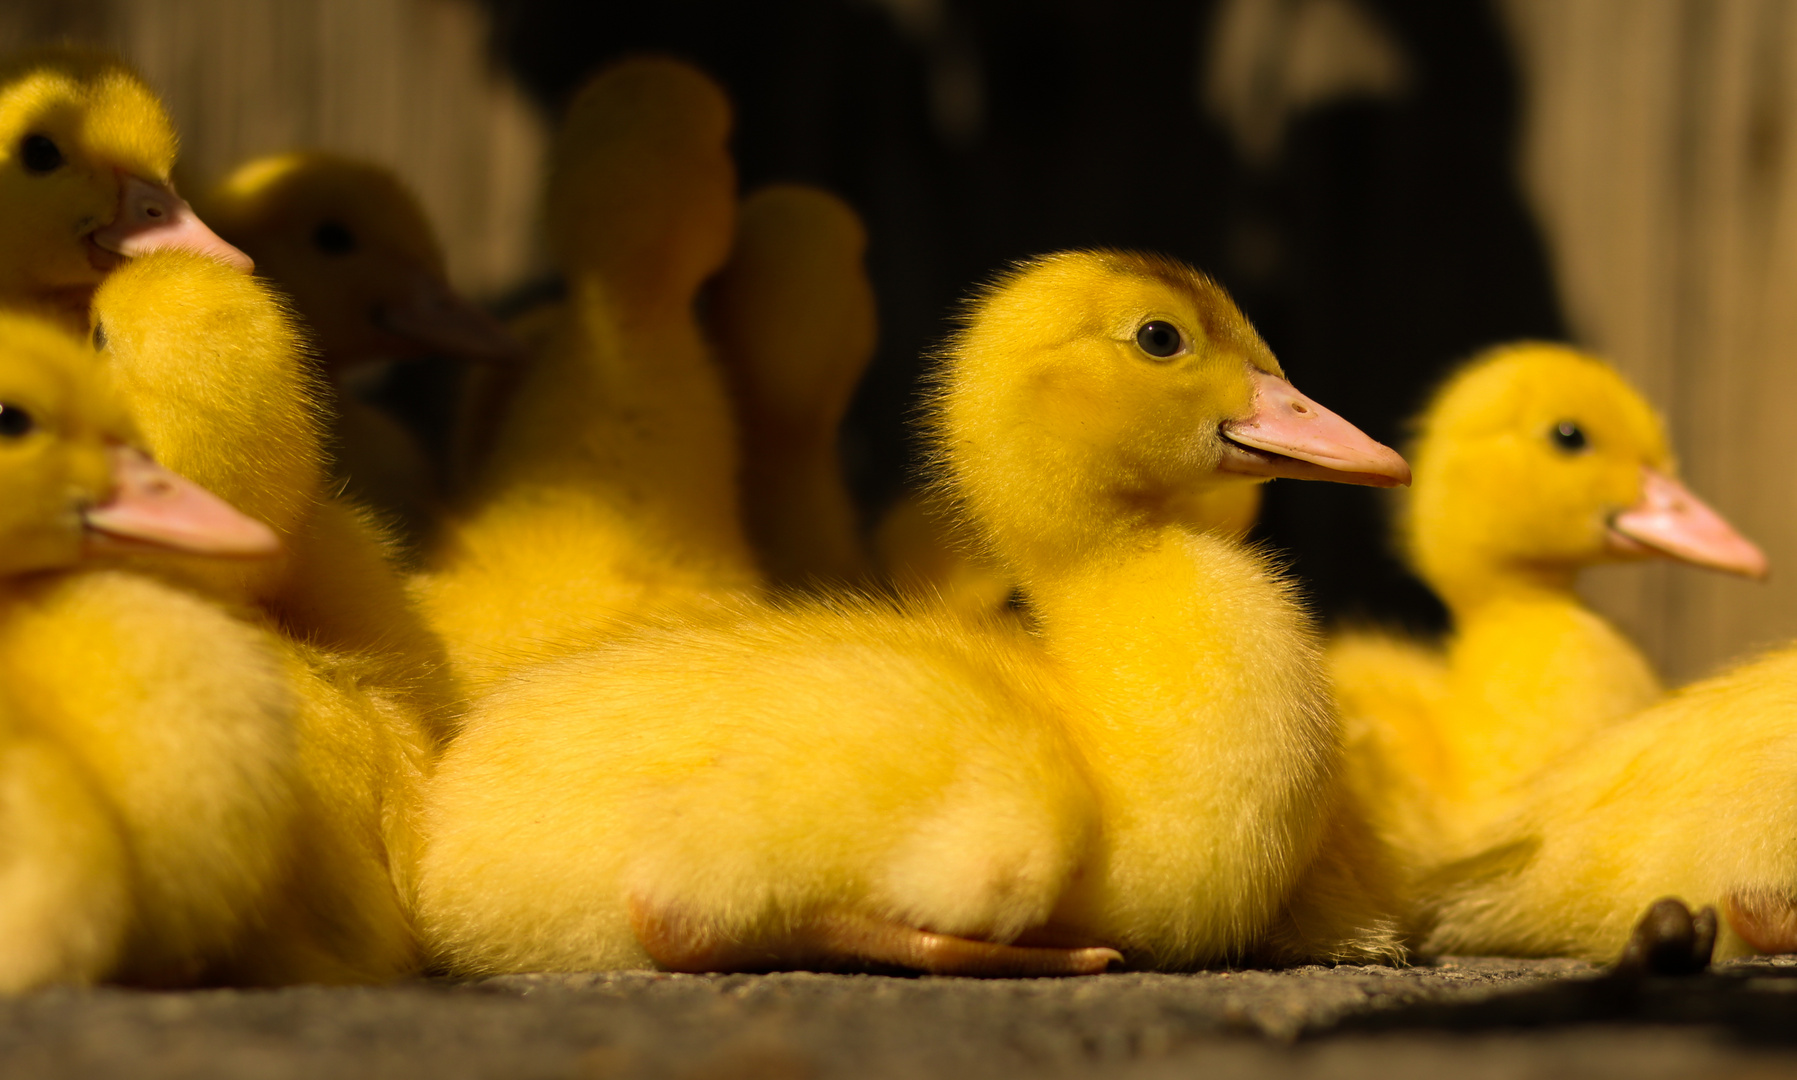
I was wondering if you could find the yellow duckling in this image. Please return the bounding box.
[1332,343,1765,874]
[1420,646,1797,964]
[0,46,249,326]
[708,183,877,588]
[0,312,299,992]
[417,57,758,689]
[416,250,1411,976]
[88,251,459,733]
[202,152,520,536]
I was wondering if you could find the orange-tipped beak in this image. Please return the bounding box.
[374,270,523,365]
[83,446,280,559]
[1607,466,1768,579]
[90,174,255,273]
[1220,370,1412,488]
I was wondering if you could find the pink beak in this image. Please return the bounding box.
[1608,466,1768,579]
[1220,370,1412,488]
[374,269,523,365]
[83,446,280,559]
[90,174,255,273]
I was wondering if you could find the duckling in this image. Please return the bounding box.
[708,183,877,588]
[0,46,249,328]
[416,250,1411,976]
[1332,343,1766,874]
[88,250,459,733]
[0,311,301,992]
[202,152,521,538]
[416,58,758,689]
[1420,645,1797,963]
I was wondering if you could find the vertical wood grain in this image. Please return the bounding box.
[1503,0,1797,682]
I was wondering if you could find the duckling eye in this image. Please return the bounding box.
[0,403,36,439]
[313,220,357,256]
[20,134,63,174]
[1550,420,1588,453]
[1135,321,1184,359]
[91,322,106,351]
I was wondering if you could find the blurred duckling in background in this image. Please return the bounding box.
[0,313,297,992]
[708,183,877,589]
[417,57,759,690]
[0,46,249,327]
[202,153,520,540]
[1421,645,1797,965]
[89,251,459,733]
[417,250,1410,977]
[1332,343,1765,879]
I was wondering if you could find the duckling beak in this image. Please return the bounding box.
[1607,466,1768,579]
[373,270,523,365]
[90,174,255,274]
[1220,370,1412,488]
[83,446,280,559]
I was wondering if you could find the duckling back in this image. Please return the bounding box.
[1421,645,1797,964]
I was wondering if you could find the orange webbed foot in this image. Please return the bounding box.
[629,899,1120,977]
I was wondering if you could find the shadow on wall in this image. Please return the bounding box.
[479,0,1565,634]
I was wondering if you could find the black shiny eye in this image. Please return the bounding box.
[20,134,63,174]
[313,220,356,255]
[0,403,35,438]
[91,321,106,351]
[1550,420,1588,453]
[1135,320,1183,358]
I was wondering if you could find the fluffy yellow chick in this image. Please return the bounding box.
[88,251,460,733]
[0,46,249,327]
[1332,343,1765,874]
[708,183,877,588]
[202,152,520,536]
[417,58,759,689]
[0,312,302,992]
[416,250,1411,976]
[1420,645,1797,964]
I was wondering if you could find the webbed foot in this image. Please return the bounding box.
[1723,888,1797,954]
[630,899,1121,976]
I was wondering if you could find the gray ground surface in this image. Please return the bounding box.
[6,957,1797,1079]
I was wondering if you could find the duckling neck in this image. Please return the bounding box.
[1431,561,1661,811]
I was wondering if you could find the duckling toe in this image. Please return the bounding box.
[1614,896,1716,975]
[1723,888,1797,955]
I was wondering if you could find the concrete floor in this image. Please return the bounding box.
[6,957,1797,1079]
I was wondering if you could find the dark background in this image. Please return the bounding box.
[477,0,1569,634]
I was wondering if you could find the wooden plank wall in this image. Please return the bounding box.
[1502,0,1797,682]
[0,0,547,297]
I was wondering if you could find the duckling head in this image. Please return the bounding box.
[0,311,276,576]
[928,250,1408,575]
[0,47,250,322]
[88,249,329,541]
[1405,342,1766,606]
[546,57,736,319]
[203,152,518,378]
